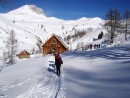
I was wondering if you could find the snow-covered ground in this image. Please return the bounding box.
[0,42,130,98]
[64,47,130,98]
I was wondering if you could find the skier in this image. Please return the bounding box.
[54,53,63,76]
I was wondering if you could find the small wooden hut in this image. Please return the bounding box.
[42,34,68,54]
[19,50,30,59]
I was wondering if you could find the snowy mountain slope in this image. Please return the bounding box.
[4,5,46,20]
[70,28,108,50]
[0,41,130,98]
[8,5,45,15]
[0,4,105,57]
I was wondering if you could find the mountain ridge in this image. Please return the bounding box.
[7,5,46,16]
[0,4,106,57]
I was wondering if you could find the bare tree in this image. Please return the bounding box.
[35,36,42,53]
[66,35,71,44]
[76,42,80,49]
[123,9,130,41]
[4,30,18,64]
[105,8,121,44]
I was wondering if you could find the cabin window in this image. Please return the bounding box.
[52,39,56,44]
[51,39,57,46]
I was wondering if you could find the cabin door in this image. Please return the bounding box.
[51,47,57,53]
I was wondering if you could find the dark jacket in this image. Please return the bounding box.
[55,54,63,66]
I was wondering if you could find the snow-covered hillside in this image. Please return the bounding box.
[0,4,105,57]
[0,41,130,98]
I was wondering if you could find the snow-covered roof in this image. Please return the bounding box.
[42,33,68,49]
[19,50,30,55]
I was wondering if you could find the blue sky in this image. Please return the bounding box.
[0,0,130,20]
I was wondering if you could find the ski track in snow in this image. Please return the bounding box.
[16,68,66,98]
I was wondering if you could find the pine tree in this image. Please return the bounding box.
[98,31,104,39]
[4,30,18,64]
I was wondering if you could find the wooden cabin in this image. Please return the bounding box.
[19,50,30,59]
[42,34,68,54]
